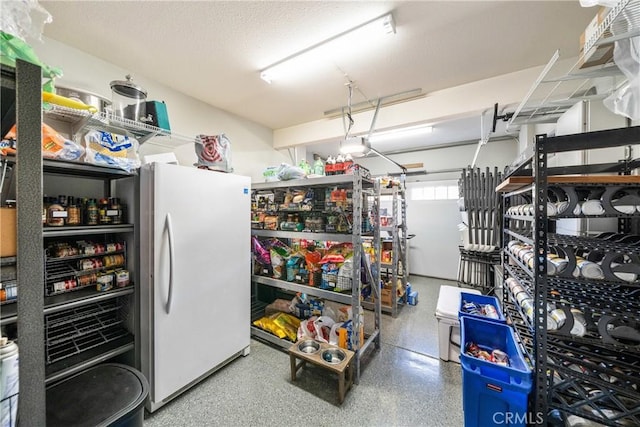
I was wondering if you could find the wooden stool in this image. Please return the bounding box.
[289,341,355,404]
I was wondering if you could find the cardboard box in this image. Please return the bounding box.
[0,208,17,257]
[578,6,613,69]
[381,288,392,306]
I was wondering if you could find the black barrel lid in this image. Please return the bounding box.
[46,363,148,427]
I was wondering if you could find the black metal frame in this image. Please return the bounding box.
[501,125,640,426]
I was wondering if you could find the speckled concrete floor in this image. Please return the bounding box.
[143,277,465,427]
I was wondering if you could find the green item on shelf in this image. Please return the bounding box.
[1,31,62,93]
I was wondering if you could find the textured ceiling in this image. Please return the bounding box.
[39,1,596,133]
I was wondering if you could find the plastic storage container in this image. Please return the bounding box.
[46,363,148,427]
[460,316,532,427]
[435,285,481,362]
[458,292,506,324]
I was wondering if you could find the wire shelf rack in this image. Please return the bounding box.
[45,299,128,364]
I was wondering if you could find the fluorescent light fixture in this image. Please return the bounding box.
[340,137,370,156]
[260,12,396,84]
[368,124,433,143]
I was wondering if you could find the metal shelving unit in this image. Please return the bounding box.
[499,125,640,426]
[506,0,640,131]
[43,104,193,146]
[1,62,145,423]
[372,185,407,317]
[250,170,381,381]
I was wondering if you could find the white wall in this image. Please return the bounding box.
[33,37,287,181]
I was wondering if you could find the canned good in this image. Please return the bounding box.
[549,308,567,329]
[521,298,534,322]
[462,301,480,315]
[80,258,103,271]
[515,289,530,305]
[96,274,114,292]
[103,254,125,268]
[570,309,587,337]
[77,273,98,287]
[53,279,77,293]
[492,349,510,366]
[115,270,129,288]
[483,304,499,319]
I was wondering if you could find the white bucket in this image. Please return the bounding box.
[0,340,19,427]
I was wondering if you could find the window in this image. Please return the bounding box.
[409,182,459,201]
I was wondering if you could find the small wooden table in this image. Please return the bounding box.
[289,341,355,404]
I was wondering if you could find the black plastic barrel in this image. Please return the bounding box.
[46,363,148,427]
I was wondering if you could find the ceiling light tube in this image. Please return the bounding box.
[340,137,370,155]
[260,12,395,84]
[368,124,433,143]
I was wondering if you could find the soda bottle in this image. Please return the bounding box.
[335,154,345,175]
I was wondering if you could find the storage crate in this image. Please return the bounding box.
[321,272,352,291]
[459,292,506,324]
[460,317,532,427]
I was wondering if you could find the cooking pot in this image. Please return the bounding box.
[55,85,112,114]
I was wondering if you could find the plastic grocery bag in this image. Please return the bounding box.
[0,0,62,92]
[84,130,140,172]
[194,134,233,172]
[276,163,306,181]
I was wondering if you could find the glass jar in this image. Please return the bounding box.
[86,199,99,225]
[47,198,66,227]
[42,196,50,225]
[99,198,112,224]
[66,196,81,226]
[109,197,122,225]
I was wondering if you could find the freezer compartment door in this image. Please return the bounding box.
[146,163,250,405]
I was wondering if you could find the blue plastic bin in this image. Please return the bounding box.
[459,292,506,324]
[460,316,532,427]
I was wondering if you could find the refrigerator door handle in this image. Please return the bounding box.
[165,212,176,314]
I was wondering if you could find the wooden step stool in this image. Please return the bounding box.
[289,341,355,404]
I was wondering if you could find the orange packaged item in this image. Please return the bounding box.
[4,123,84,161]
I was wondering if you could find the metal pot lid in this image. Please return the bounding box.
[109,74,147,99]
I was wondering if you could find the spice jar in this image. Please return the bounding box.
[99,198,112,225]
[86,199,99,225]
[66,196,81,226]
[47,198,66,227]
[109,197,122,224]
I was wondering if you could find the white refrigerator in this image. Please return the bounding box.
[139,162,251,412]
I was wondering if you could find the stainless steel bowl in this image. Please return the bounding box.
[55,85,112,113]
[297,340,320,354]
[321,348,346,364]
